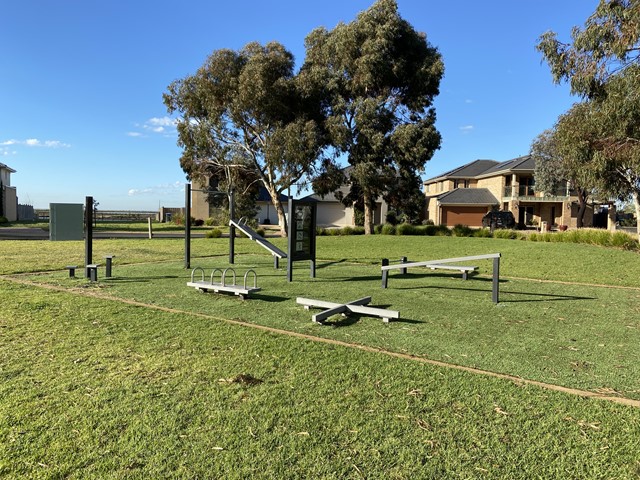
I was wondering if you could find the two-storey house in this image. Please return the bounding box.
[0,162,18,221]
[423,155,593,228]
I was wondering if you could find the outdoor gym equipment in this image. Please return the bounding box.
[381,253,502,303]
[187,267,260,299]
[229,217,287,268]
[297,296,399,323]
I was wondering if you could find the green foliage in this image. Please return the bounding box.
[256,227,266,237]
[205,228,223,238]
[395,223,418,235]
[172,213,185,226]
[537,0,640,98]
[164,41,325,236]
[385,210,399,226]
[0,215,8,225]
[353,207,365,227]
[492,229,522,240]
[302,0,443,233]
[473,228,492,238]
[537,1,640,239]
[205,217,217,226]
[451,224,474,237]
[380,223,396,235]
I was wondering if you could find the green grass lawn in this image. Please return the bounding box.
[1,235,640,478]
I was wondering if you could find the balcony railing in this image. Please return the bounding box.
[503,185,569,200]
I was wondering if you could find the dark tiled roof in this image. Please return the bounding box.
[424,155,535,184]
[424,159,498,183]
[437,188,499,205]
[257,187,288,202]
[476,155,534,177]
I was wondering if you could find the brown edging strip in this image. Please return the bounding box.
[3,276,639,409]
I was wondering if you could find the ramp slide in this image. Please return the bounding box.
[229,220,287,259]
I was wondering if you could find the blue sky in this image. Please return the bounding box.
[1,0,598,210]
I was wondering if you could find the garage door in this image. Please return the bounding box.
[441,206,487,227]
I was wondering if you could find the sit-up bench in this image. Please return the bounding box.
[381,253,502,304]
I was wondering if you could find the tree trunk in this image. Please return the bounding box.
[264,183,288,236]
[363,192,375,235]
[275,199,287,237]
[633,190,640,243]
[577,190,588,228]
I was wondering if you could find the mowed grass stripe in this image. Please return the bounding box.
[1,280,639,478]
[4,275,639,409]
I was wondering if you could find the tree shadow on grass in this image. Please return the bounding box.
[103,275,180,283]
[319,314,423,327]
[316,259,348,269]
[249,293,289,303]
[336,271,495,284]
[393,284,596,303]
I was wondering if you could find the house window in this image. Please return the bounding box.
[519,177,535,196]
[454,179,469,189]
[425,184,430,193]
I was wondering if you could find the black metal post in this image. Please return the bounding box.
[229,189,235,265]
[85,196,93,277]
[492,256,500,304]
[185,183,191,269]
[287,197,293,282]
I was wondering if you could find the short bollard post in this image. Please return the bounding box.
[65,265,77,278]
[105,255,115,278]
[86,264,98,282]
[381,259,389,289]
[400,256,408,275]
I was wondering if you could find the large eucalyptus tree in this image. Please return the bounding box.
[301,0,443,233]
[537,0,640,238]
[164,42,325,235]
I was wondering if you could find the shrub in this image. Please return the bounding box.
[256,227,265,237]
[206,228,222,238]
[423,219,435,226]
[434,225,451,236]
[611,231,638,250]
[493,229,521,240]
[385,211,399,225]
[0,215,8,225]
[451,224,474,237]
[380,223,396,235]
[423,225,438,236]
[172,213,185,226]
[374,224,383,234]
[205,217,216,226]
[473,228,492,238]
[396,223,418,235]
[194,218,205,227]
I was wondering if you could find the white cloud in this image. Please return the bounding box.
[0,138,70,148]
[460,125,474,134]
[128,181,184,197]
[129,116,178,138]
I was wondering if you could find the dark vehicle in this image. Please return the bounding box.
[482,211,516,229]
